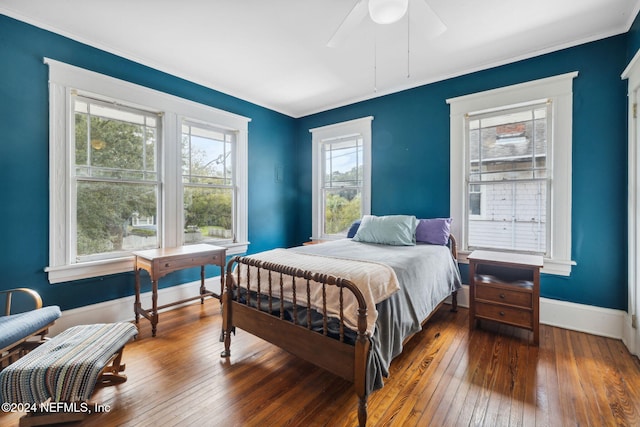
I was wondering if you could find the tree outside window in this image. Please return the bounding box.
[74,97,159,260]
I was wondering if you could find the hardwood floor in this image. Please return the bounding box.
[2,300,640,426]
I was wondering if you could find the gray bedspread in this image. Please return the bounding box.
[290,239,462,393]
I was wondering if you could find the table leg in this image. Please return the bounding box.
[200,265,206,304]
[218,264,225,314]
[134,268,141,324]
[151,279,158,337]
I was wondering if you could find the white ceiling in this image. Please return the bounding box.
[1,0,639,118]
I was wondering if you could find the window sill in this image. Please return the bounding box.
[46,241,249,284]
[456,250,575,277]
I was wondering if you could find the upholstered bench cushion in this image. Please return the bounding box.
[0,322,137,404]
[0,306,61,351]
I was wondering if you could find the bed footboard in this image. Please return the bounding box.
[220,256,371,426]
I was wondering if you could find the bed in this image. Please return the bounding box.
[220,216,462,427]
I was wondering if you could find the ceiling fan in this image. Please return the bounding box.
[327,0,446,48]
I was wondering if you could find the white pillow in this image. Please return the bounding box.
[353,215,417,246]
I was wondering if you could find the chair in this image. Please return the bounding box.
[0,288,61,368]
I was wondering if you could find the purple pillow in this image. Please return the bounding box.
[415,218,452,245]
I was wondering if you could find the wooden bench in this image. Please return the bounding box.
[0,322,138,426]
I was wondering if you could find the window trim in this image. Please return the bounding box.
[447,72,577,276]
[309,116,373,241]
[45,58,250,284]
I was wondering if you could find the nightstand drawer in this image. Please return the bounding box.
[475,302,533,329]
[475,283,532,308]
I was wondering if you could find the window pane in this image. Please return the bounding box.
[75,99,158,180]
[76,181,158,259]
[183,186,233,243]
[467,101,549,254]
[470,105,547,182]
[182,121,236,245]
[469,184,482,216]
[468,181,546,253]
[323,188,362,236]
[74,96,160,261]
[321,136,363,236]
[323,137,363,188]
[182,123,233,186]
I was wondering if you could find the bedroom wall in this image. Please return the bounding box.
[0,12,632,315]
[0,14,298,311]
[295,35,629,311]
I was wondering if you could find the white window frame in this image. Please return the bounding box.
[310,116,373,241]
[45,58,250,284]
[448,72,577,276]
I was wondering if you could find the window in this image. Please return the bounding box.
[448,73,577,275]
[310,117,372,240]
[74,96,161,261]
[182,121,236,244]
[46,59,250,284]
[466,101,549,253]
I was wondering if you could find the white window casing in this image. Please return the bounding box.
[45,58,250,284]
[309,116,373,241]
[447,72,577,276]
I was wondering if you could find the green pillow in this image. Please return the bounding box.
[353,215,417,246]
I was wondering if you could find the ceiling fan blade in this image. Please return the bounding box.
[326,0,369,48]
[415,0,446,39]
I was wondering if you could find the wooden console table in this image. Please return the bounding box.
[133,244,226,336]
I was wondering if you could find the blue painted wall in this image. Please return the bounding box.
[0,15,298,310]
[0,12,635,313]
[295,35,629,311]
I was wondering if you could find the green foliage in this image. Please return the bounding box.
[184,187,232,230]
[325,192,361,235]
[76,181,156,256]
[74,104,233,256]
[323,164,362,235]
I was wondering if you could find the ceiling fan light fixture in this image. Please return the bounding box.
[368,0,409,24]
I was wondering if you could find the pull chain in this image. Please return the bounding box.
[407,2,411,79]
[374,27,378,92]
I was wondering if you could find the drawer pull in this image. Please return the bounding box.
[499,293,506,299]
[499,311,505,316]
[165,263,170,267]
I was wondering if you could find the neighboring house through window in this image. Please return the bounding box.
[46,59,249,284]
[466,100,549,254]
[448,73,577,275]
[310,117,372,240]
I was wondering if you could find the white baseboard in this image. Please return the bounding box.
[622,314,640,356]
[52,281,627,344]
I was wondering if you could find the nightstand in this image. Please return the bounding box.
[468,250,543,345]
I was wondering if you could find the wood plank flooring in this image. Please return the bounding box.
[2,300,640,426]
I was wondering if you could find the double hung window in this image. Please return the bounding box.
[310,117,372,240]
[466,101,550,254]
[321,136,364,235]
[74,96,161,261]
[46,59,249,283]
[182,121,236,244]
[448,73,576,275]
